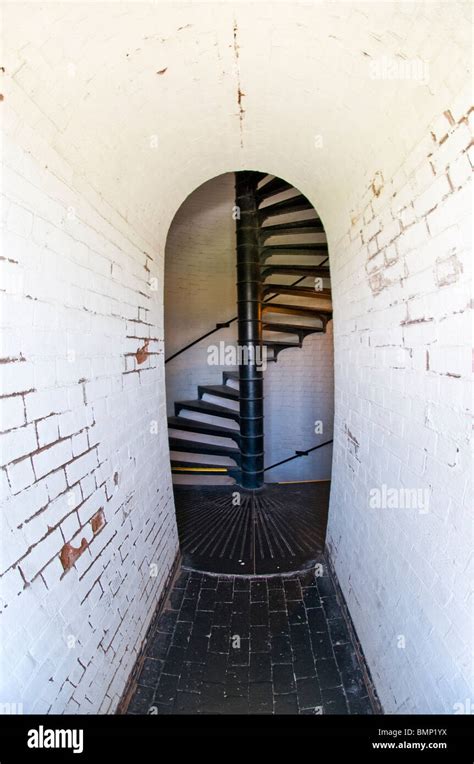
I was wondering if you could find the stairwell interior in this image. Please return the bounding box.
[165,171,335,575]
[2,1,471,717]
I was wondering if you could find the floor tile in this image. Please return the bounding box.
[126,566,373,715]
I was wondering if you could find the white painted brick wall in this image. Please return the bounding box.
[1,86,178,713]
[2,1,471,716]
[326,100,473,714]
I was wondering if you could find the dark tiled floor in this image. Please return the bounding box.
[126,567,374,715]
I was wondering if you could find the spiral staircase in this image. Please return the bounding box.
[167,172,332,487]
[166,172,333,572]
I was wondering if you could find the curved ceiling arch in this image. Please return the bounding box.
[5,2,470,251]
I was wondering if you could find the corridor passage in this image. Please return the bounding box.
[125,567,374,715]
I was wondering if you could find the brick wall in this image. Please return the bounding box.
[1,92,179,713]
[2,1,471,715]
[326,98,473,713]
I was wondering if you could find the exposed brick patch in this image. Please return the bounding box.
[135,339,150,365]
[60,538,89,571]
[344,425,360,462]
[370,170,384,198]
[90,509,105,535]
[0,354,26,363]
[435,253,463,287]
[359,105,471,302]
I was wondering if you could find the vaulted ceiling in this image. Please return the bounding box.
[4,1,471,246]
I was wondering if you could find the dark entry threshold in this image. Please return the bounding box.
[174,482,330,575]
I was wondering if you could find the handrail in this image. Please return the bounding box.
[164,319,236,364]
[264,439,333,472]
[164,275,308,363]
[171,439,333,475]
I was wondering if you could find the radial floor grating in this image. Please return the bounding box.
[174,482,330,575]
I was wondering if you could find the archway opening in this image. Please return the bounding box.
[164,171,334,574]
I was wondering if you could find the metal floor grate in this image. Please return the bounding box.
[174,482,330,575]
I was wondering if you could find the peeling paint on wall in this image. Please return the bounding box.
[60,538,88,571]
[135,339,150,365]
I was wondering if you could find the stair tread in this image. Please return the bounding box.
[262,302,333,316]
[256,177,293,200]
[169,437,240,457]
[261,253,329,263]
[259,195,314,217]
[263,322,325,333]
[171,459,231,468]
[176,399,240,419]
[263,284,332,299]
[199,384,239,399]
[168,416,241,440]
[262,265,330,277]
[171,461,238,473]
[260,219,324,237]
[263,340,301,348]
[262,243,328,252]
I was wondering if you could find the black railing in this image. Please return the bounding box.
[264,439,333,473]
[164,319,236,364]
[164,275,309,363]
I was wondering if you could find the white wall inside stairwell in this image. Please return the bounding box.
[164,174,335,482]
[2,1,472,715]
[164,173,238,411]
[263,324,334,482]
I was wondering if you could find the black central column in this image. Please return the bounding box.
[235,171,264,489]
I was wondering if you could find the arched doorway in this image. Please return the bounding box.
[164,171,334,574]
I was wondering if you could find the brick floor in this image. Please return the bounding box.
[125,567,374,715]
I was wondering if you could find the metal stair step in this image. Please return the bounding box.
[260,219,325,239]
[256,177,293,200]
[171,461,240,478]
[198,384,239,400]
[263,339,301,362]
[262,243,328,253]
[174,399,240,422]
[262,264,330,279]
[169,437,241,461]
[263,322,325,335]
[263,284,332,299]
[168,417,241,444]
[263,340,301,350]
[223,371,239,382]
[262,302,333,318]
[261,245,329,262]
[258,195,314,219]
